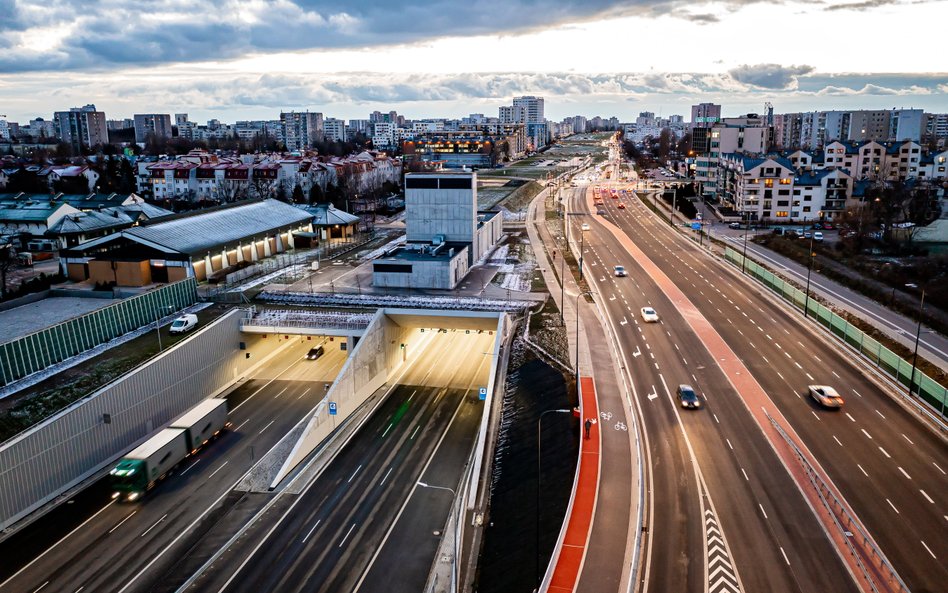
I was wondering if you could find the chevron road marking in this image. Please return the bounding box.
[705,509,741,593]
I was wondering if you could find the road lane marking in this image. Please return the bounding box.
[832,371,840,379]
[857,464,869,477]
[712,413,719,423]
[886,499,899,514]
[108,511,137,534]
[741,468,749,481]
[726,439,734,450]
[235,419,250,431]
[811,411,821,421]
[875,409,886,420]
[879,447,891,459]
[0,500,116,590]
[180,459,200,475]
[861,429,872,440]
[845,413,856,422]
[758,504,768,519]
[31,583,49,593]
[410,425,421,439]
[339,523,357,547]
[833,435,843,447]
[382,423,393,437]
[805,373,814,381]
[302,519,322,543]
[380,466,393,486]
[920,490,934,504]
[934,462,946,475]
[274,386,289,398]
[921,540,936,559]
[208,461,229,479]
[902,434,914,445]
[348,465,363,483]
[259,420,275,434]
[897,467,911,480]
[853,389,863,398]
[141,514,167,537]
[780,547,790,566]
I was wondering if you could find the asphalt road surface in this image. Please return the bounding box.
[583,185,946,592]
[0,339,346,593]
[188,331,493,593]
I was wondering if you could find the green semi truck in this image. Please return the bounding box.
[110,398,229,502]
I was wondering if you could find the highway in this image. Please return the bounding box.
[581,184,947,592]
[0,338,347,593]
[187,330,493,593]
[561,185,857,593]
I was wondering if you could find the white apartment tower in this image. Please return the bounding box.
[281,111,324,151]
[512,96,544,123]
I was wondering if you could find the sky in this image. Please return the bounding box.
[1,0,947,124]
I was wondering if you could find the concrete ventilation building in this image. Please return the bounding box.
[372,172,501,289]
[133,114,173,143]
[691,103,721,129]
[54,105,108,151]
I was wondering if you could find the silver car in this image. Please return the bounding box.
[808,385,844,409]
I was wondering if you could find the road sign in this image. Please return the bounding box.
[478,387,487,400]
[328,402,337,415]
[691,222,701,230]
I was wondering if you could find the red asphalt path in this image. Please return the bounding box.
[547,376,600,593]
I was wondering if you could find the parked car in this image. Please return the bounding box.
[640,307,659,322]
[168,314,199,335]
[677,384,702,409]
[808,385,844,409]
[729,222,742,229]
[814,231,824,242]
[614,265,627,277]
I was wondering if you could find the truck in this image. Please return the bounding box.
[110,398,229,502]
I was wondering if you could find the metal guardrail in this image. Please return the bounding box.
[766,412,909,593]
[240,310,373,332]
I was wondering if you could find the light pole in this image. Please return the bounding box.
[905,284,929,410]
[578,225,587,282]
[536,408,571,590]
[155,304,174,351]
[741,212,750,274]
[803,234,816,319]
[417,481,459,593]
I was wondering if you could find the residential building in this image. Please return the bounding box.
[281,111,324,151]
[324,118,346,142]
[133,114,173,143]
[499,105,524,124]
[513,96,544,124]
[54,105,108,151]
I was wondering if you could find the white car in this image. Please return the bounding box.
[808,385,844,409]
[614,265,627,277]
[581,223,591,232]
[640,307,659,322]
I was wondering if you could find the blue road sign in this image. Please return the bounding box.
[328,402,338,415]
[691,222,701,230]
[478,387,487,400]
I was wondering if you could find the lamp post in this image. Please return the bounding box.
[536,408,571,590]
[741,212,750,274]
[905,284,929,410]
[155,304,174,351]
[803,233,816,319]
[417,481,459,593]
[578,225,587,282]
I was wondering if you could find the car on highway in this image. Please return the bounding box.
[614,265,627,277]
[581,223,591,232]
[640,307,659,322]
[677,384,701,409]
[617,202,626,209]
[808,385,844,408]
[306,345,325,360]
[729,222,742,229]
[597,209,607,215]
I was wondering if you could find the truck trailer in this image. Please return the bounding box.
[110,398,229,501]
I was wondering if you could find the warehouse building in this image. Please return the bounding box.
[60,199,313,286]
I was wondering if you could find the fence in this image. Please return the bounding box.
[724,247,947,416]
[0,278,198,388]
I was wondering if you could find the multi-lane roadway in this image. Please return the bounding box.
[574,184,946,592]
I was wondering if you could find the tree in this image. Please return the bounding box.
[308,183,324,204]
[0,235,19,301]
[657,128,673,161]
[292,184,305,203]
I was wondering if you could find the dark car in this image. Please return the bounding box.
[306,345,325,360]
[677,384,701,409]
[729,222,742,229]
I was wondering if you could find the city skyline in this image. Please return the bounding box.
[2,0,946,123]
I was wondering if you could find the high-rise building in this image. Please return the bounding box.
[281,111,324,151]
[691,103,721,128]
[323,118,346,143]
[175,113,189,126]
[54,104,108,150]
[133,114,173,143]
[498,105,524,124]
[512,96,544,123]
[889,109,924,142]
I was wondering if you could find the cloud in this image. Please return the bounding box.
[728,63,815,89]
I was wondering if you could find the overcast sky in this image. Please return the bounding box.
[1,0,946,123]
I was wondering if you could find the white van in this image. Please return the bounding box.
[168,314,199,335]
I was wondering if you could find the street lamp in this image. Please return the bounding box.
[417,481,459,593]
[536,408,571,590]
[741,212,750,274]
[155,304,175,351]
[803,234,816,319]
[904,284,930,411]
[578,224,587,282]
